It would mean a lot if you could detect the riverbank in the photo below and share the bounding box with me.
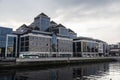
[0,57,119,69]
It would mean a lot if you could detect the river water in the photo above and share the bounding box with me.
[0,62,120,80]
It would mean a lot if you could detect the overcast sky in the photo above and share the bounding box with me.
[0,0,120,44]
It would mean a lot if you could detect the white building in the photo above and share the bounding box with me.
[19,30,73,58]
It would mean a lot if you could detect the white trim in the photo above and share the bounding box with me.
[74,40,98,43]
[82,52,98,54]
[7,34,17,37]
[20,33,52,38]
[20,52,73,55]
[5,34,18,58]
[58,52,73,54]
[20,52,50,54]
[5,35,8,57]
[57,37,73,41]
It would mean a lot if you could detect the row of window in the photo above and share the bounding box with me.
[0,41,6,47]
[74,42,99,52]
[21,36,51,42]
[30,36,50,41]
[0,36,6,41]
[21,47,29,51]
[58,40,72,44]
[21,41,29,47]
[21,47,50,52]
[0,29,12,35]
[30,42,50,47]
[21,36,29,41]
[58,48,72,52]
[30,47,50,52]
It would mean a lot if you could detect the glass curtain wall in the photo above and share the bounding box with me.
[0,36,6,57]
[0,27,12,57]
[6,35,17,57]
[82,41,98,53]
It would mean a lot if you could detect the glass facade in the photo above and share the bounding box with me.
[73,42,82,57]
[0,27,12,57]
[41,16,50,31]
[52,33,57,52]
[73,40,99,57]
[59,27,69,36]
[20,36,29,52]
[76,42,81,52]
[6,35,17,57]
[82,41,98,52]
[34,14,50,31]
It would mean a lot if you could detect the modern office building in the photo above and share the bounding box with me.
[0,26,17,58]
[19,32,73,58]
[0,12,110,58]
[16,13,74,58]
[73,37,109,57]
[73,37,98,57]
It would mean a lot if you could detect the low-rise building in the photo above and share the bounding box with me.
[73,37,109,57]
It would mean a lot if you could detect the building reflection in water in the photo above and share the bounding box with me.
[0,63,109,80]
[0,70,16,80]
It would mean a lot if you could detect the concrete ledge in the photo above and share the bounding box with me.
[0,57,119,69]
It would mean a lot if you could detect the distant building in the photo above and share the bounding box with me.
[109,44,119,49]
[109,43,120,56]
[95,39,109,56]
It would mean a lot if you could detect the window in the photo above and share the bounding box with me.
[25,42,29,46]
[77,42,81,52]
[46,44,48,46]
[21,47,24,52]
[21,42,24,46]
[21,37,24,41]
[25,47,29,51]
[25,36,29,41]
[83,42,87,52]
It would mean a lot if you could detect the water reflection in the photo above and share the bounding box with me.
[0,62,120,80]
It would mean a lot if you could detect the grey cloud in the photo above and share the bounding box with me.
[52,0,119,9]
[0,0,120,43]
[0,0,2,3]
[52,0,120,26]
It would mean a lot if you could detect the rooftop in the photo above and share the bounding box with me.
[35,13,49,19]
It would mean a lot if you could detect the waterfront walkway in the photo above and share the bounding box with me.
[0,57,120,68]
[16,57,120,62]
